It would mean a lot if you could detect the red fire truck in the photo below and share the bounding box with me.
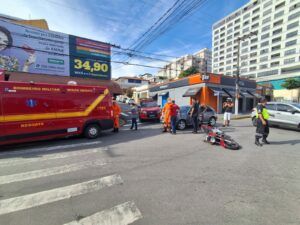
[0,80,114,145]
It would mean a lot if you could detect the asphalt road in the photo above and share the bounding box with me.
[0,119,299,225]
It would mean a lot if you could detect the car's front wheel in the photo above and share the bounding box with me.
[177,119,187,130]
[208,117,217,126]
[252,117,257,126]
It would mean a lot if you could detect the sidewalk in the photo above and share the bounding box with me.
[217,113,251,120]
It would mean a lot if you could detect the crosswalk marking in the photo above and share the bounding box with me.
[0,174,123,216]
[63,201,142,225]
[0,141,102,158]
[0,160,107,185]
[0,147,108,168]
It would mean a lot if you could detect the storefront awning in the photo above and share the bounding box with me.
[240,89,253,98]
[159,92,169,96]
[182,87,202,97]
[247,91,262,98]
[209,87,229,97]
[223,88,237,98]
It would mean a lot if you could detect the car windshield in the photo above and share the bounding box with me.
[140,102,157,107]
[291,103,300,110]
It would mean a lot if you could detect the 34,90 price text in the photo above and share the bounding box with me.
[74,59,109,73]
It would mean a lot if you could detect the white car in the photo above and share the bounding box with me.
[251,102,300,130]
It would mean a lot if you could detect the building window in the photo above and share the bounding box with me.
[251,38,258,44]
[275,10,284,18]
[234,32,240,37]
[252,15,260,22]
[271,53,280,59]
[288,11,300,21]
[263,1,272,9]
[262,17,271,24]
[250,66,257,71]
[243,27,250,33]
[128,79,142,84]
[226,53,232,58]
[226,66,231,70]
[241,61,248,66]
[260,49,269,55]
[272,37,281,43]
[220,27,225,31]
[234,25,240,30]
[263,8,272,17]
[220,33,225,37]
[235,18,241,23]
[241,55,248,60]
[284,57,296,64]
[271,61,280,67]
[284,48,296,56]
[219,68,224,72]
[242,41,249,47]
[227,41,233,46]
[260,56,268,62]
[250,45,258,51]
[226,60,232,64]
[219,56,224,60]
[285,39,297,47]
[261,41,269,47]
[220,50,224,55]
[214,30,219,35]
[227,22,233,27]
[241,68,248,73]
[261,25,270,32]
[273,28,282,35]
[214,47,218,51]
[261,33,270,40]
[275,2,285,10]
[241,48,248,54]
[214,53,218,57]
[272,45,281,51]
[252,23,259,29]
[220,39,225,43]
[243,13,250,19]
[220,62,224,66]
[260,64,268,69]
[220,44,225,49]
[227,28,233,34]
[243,20,250,26]
[250,52,257,57]
[273,19,283,27]
[227,35,233,40]
[287,21,299,30]
[286,31,298,39]
[258,69,278,77]
[253,8,260,14]
[289,3,300,12]
[250,59,257,64]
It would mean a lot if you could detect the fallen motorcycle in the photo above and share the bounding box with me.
[201,124,241,150]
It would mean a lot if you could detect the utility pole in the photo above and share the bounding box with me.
[235,31,257,115]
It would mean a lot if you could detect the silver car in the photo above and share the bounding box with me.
[177,105,218,130]
[251,102,300,130]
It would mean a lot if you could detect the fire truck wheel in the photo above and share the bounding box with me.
[84,124,101,139]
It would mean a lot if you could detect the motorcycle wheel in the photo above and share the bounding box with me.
[224,139,240,150]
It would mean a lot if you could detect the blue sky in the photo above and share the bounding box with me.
[0,0,249,77]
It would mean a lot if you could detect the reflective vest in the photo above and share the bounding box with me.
[256,107,270,120]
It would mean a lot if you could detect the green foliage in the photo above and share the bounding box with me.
[281,78,300,90]
[178,66,198,78]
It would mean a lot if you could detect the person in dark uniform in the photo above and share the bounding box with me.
[255,98,270,146]
[189,98,200,134]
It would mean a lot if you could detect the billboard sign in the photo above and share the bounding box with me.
[0,20,111,80]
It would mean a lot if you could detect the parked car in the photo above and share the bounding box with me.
[251,102,300,130]
[139,99,161,122]
[176,105,218,130]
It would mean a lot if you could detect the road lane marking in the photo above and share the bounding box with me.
[0,147,108,168]
[0,160,107,185]
[0,141,102,157]
[63,201,142,225]
[0,174,123,216]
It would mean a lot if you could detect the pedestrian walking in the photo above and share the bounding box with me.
[170,100,180,134]
[130,103,138,130]
[189,98,200,133]
[223,98,234,127]
[161,98,172,132]
[112,100,121,132]
[255,98,270,146]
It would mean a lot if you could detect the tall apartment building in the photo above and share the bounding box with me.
[157,48,212,79]
[212,0,300,84]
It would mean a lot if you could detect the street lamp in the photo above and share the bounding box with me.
[235,31,257,115]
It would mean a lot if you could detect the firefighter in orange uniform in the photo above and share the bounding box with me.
[112,100,121,132]
[161,98,172,132]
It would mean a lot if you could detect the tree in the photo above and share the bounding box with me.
[281,78,300,103]
[126,88,133,98]
[281,78,300,90]
[178,66,198,78]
